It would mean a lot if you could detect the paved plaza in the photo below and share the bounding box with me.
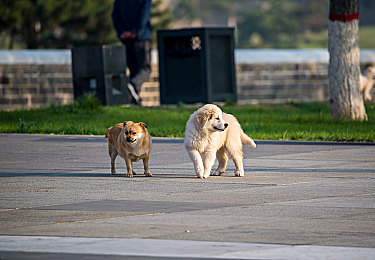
[0,134,374,259]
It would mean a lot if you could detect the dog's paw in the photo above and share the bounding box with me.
[144,172,152,177]
[202,173,211,179]
[127,172,134,178]
[111,170,117,175]
[211,170,224,176]
[234,171,244,177]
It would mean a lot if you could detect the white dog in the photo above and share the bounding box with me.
[360,66,375,101]
[184,104,256,179]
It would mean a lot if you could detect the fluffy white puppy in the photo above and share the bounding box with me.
[184,104,256,179]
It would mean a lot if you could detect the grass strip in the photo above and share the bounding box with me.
[1,99,374,142]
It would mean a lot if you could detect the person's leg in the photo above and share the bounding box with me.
[123,40,141,104]
[129,39,152,94]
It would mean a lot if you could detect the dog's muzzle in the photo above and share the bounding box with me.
[126,137,136,143]
[214,123,228,131]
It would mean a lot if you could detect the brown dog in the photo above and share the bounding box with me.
[105,121,152,177]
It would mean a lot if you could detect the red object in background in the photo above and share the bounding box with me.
[329,13,359,22]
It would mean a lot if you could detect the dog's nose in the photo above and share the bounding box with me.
[224,123,228,128]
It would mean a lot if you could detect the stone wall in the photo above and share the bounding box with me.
[235,49,375,105]
[0,64,73,110]
[0,49,374,110]
[236,63,329,105]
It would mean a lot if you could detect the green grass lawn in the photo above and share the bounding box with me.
[1,98,375,142]
[359,26,375,49]
[296,26,375,49]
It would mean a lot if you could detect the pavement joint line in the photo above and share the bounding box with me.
[277,180,329,186]
[352,193,375,197]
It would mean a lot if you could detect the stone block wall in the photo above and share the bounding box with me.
[236,63,330,105]
[139,64,160,107]
[0,49,374,110]
[0,64,73,110]
[0,63,160,110]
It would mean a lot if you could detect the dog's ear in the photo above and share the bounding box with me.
[140,122,147,129]
[123,121,133,127]
[197,110,213,125]
[196,112,206,125]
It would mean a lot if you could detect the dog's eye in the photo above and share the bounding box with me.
[125,131,129,135]
[132,132,137,135]
[215,117,220,120]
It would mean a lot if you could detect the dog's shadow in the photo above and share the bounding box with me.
[0,169,248,179]
[0,171,193,179]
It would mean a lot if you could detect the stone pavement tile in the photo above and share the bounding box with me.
[2,235,375,260]
[180,203,375,220]
[32,200,235,213]
[247,158,375,172]
[90,204,372,228]
[1,252,160,260]
[273,196,375,208]
[163,225,375,248]
[243,141,364,158]
[1,134,374,251]
[0,222,181,239]
[165,178,375,205]
[0,210,142,231]
[6,200,373,247]
[260,147,375,162]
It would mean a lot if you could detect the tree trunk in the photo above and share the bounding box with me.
[328,0,367,120]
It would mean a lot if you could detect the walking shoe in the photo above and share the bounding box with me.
[127,83,141,105]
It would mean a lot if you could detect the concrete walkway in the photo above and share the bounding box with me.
[0,134,374,259]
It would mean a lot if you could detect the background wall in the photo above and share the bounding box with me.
[0,49,374,110]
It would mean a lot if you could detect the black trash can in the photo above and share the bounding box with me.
[71,45,130,105]
[157,27,237,104]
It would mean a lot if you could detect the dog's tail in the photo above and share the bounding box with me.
[104,128,110,139]
[240,129,256,148]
